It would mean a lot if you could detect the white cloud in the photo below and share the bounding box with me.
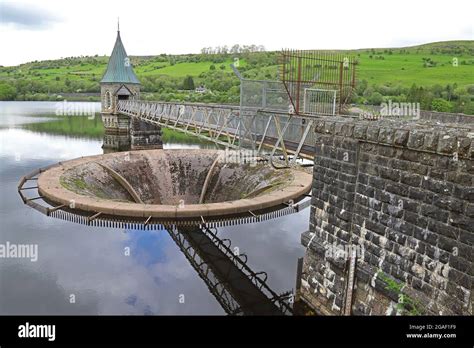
[0,0,473,66]
[0,2,60,29]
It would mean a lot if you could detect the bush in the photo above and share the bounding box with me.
[431,98,452,112]
[466,84,474,95]
[0,82,17,100]
[368,92,383,105]
[462,102,474,115]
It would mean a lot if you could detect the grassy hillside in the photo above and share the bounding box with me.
[357,52,473,86]
[0,40,473,113]
[353,41,474,87]
[0,57,245,81]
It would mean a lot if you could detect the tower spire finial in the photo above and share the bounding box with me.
[117,17,120,32]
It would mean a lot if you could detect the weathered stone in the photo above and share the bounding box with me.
[342,123,354,137]
[301,117,474,316]
[386,182,409,197]
[353,125,367,139]
[420,204,449,223]
[437,134,457,154]
[423,133,439,152]
[323,121,335,134]
[429,168,446,181]
[400,172,422,187]
[465,203,474,217]
[422,177,453,195]
[366,126,380,142]
[369,175,385,189]
[450,213,474,233]
[394,129,409,146]
[379,167,401,182]
[314,120,325,133]
[448,173,473,187]
[433,195,464,213]
[407,131,425,149]
[378,127,394,144]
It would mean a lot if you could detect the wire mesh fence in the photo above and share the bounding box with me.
[303,88,337,116]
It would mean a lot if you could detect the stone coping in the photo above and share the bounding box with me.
[313,117,474,159]
[38,149,312,219]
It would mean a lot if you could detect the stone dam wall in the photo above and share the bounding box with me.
[298,116,473,315]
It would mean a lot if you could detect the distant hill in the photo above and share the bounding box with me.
[351,40,474,54]
[402,40,474,53]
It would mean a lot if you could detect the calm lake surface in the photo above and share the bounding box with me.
[0,101,310,315]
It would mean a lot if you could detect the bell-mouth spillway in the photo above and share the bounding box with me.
[27,149,312,227]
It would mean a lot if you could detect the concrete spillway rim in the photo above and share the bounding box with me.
[37,149,312,220]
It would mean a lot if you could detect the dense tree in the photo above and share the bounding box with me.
[182,76,195,90]
[0,82,17,100]
[368,92,383,105]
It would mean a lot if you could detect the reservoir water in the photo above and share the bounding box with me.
[0,101,310,315]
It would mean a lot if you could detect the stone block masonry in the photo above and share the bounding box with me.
[130,118,162,150]
[299,116,473,315]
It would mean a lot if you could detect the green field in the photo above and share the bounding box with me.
[356,52,473,87]
[1,40,473,113]
[135,59,247,77]
[2,40,471,86]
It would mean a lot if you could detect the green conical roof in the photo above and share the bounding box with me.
[101,31,140,84]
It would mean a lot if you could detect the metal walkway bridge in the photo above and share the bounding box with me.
[116,51,359,165]
[117,99,320,164]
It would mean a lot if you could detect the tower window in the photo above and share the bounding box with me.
[104,91,112,109]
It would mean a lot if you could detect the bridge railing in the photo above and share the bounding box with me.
[118,99,243,149]
[117,99,346,162]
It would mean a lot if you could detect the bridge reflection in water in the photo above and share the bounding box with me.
[18,169,299,315]
[168,225,293,315]
[18,178,297,315]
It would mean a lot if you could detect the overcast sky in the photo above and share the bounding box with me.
[0,0,473,66]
